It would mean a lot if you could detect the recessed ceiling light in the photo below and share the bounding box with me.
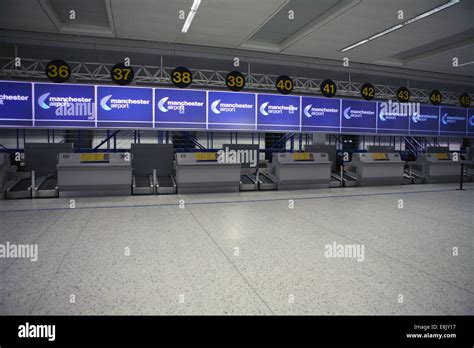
[340,0,460,52]
[182,0,201,33]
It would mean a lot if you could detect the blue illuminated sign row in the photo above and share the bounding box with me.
[0,81,473,137]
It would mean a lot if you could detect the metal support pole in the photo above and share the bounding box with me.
[457,163,465,191]
[340,163,344,188]
[31,170,36,198]
[153,168,157,195]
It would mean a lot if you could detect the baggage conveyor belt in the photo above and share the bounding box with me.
[330,172,358,187]
[156,175,176,194]
[133,175,153,195]
[255,173,276,190]
[35,176,58,198]
[6,178,32,199]
[240,174,257,191]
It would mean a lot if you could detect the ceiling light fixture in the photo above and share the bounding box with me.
[340,0,460,52]
[182,0,201,33]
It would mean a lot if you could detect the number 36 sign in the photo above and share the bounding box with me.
[45,60,71,83]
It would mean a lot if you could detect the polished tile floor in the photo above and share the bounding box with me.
[0,182,473,315]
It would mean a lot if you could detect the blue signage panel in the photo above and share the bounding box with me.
[256,94,300,131]
[97,86,153,128]
[410,105,439,136]
[34,83,95,128]
[439,107,467,136]
[341,99,376,134]
[208,91,255,130]
[468,109,474,137]
[154,88,206,129]
[1,79,471,138]
[376,100,409,134]
[301,97,340,132]
[0,81,33,127]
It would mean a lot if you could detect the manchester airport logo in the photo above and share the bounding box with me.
[411,109,438,124]
[441,112,465,125]
[304,105,338,118]
[259,102,298,116]
[100,95,150,111]
[157,96,204,114]
[0,92,30,106]
[211,99,253,114]
[378,100,419,122]
[343,106,375,120]
[38,92,94,119]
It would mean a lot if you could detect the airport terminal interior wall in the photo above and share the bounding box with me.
[0,129,462,153]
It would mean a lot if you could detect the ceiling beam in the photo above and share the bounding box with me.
[1,29,473,87]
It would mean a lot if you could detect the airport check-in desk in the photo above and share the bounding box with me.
[412,151,459,183]
[347,152,405,186]
[131,144,176,195]
[465,147,474,175]
[175,152,241,193]
[304,144,357,187]
[0,153,16,199]
[6,143,73,199]
[271,152,332,190]
[57,153,132,197]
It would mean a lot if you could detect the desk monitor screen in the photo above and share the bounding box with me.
[80,153,110,163]
[372,153,389,161]
[195,152,217,162]
[293,153,314,161]
[435,153,450,160]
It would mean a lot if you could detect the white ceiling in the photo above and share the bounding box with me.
[0,0,473,78]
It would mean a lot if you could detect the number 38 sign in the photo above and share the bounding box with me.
[111,63,134,86]
[171,67,192,88]
[45,60,71,83]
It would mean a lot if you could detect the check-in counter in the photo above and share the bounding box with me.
[0,153,16,199]
[413,152,459,183]
[348,152,404,186]
[175,152,241,193]
[57,153,132,197]
[272,152,332,190]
